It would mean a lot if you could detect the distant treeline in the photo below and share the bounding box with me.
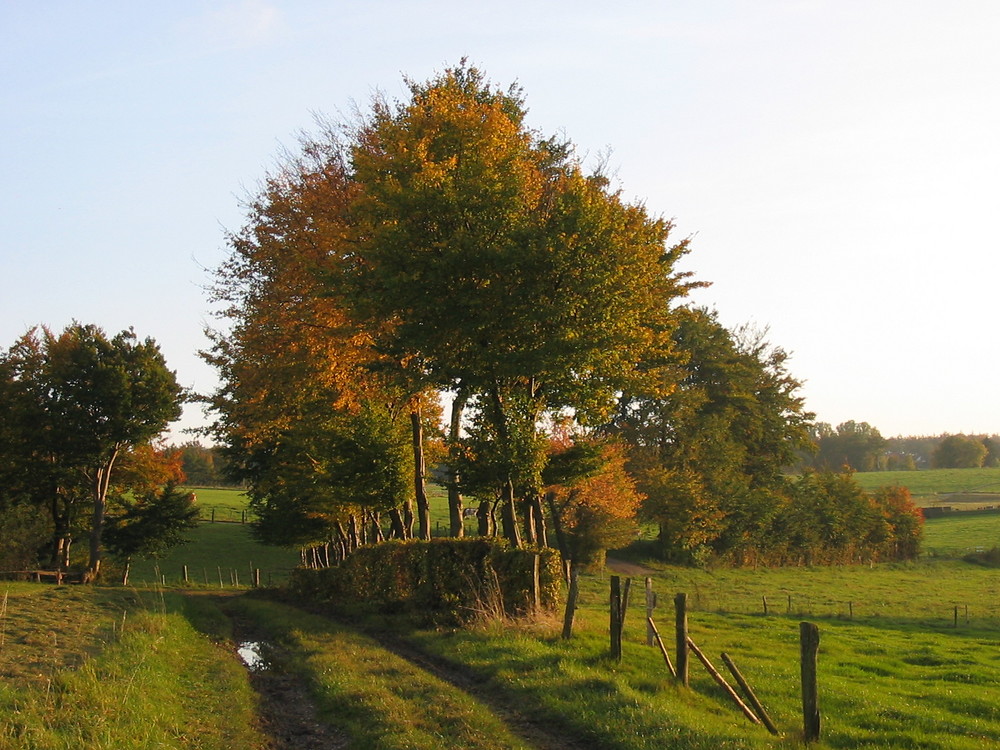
[800,421,1000,473]
[166,442,240,488]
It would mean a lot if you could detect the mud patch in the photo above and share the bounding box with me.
[230,618,348,750]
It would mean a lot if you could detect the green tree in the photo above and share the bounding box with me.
[203,143,426,553]
[0,324,183,578]
[608,308,814,562]
[103,482,200,583]
[350,62,694,544]
[811,420,887,472]
[932,434,988,469]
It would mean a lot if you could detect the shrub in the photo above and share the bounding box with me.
[287,537,561,624]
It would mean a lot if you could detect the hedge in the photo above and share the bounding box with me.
[287,537,562,623]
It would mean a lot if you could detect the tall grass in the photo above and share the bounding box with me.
[0,590,266,750]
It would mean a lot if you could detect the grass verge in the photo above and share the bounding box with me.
[0,586,267,750]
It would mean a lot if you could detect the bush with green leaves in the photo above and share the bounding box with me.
[288,537,561,623]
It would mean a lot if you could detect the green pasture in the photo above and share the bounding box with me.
[10,495,1000,747]
[852,466,1000,503]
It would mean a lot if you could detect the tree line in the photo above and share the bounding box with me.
[203,61,923,570]
[803,421,1000,472]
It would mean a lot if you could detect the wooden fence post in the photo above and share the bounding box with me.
[800,621,820,742]
[182,565,189,584]
[647,616,676,678]
[762,595,768,615]
[645,577,656,646]
[675,593,689,686]
[722,652,780,736]
[562,563,580,639]
[610,576,623,661]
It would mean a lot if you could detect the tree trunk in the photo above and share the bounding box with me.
[411,407,431,541]
[477,499,493,537]
[388,507,407,539]
[348,515,360,550]
[546,490,570,575]
[87,448,120,580]
[500,478,522,547]
[531,493,547,547]
[522,496,536,546]
[447,387,469,537]
[402,499,414,539]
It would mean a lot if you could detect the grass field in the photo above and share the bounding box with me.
[6,493,1000,747]
[853,466,1000,504]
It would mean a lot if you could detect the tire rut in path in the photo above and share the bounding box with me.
[359,627,596,750]
[225,596,594,750]
[226,609,350,750]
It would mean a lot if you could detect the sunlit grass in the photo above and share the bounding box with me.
[0,588,266,750]
[226,595,534,749]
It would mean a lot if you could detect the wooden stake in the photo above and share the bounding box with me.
[645,577,655,647]
[722,652,780,736]
[610,576,623,661]
[562,563,579,640]
[675,593,689,686]
[686,637,761,725]
[647,616,676,678]
[800,621,820,742]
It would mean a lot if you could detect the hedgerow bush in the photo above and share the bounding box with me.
[287,537,562,623]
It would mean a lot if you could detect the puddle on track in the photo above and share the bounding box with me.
[237,641,272,671]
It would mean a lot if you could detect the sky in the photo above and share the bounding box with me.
[2,0,999,441]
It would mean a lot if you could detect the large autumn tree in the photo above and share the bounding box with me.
[349,62,695,545]
[0,324,183,577]
[203,135,432,555]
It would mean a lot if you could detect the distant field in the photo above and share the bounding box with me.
[852,466,1000,505]
[923,511,1000,557]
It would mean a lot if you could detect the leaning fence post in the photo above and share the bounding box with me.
[722,652,780,736]
[687,637,760,726]
[800,621,820,742]
[675,593,689,686]
[647,616,676,677]
[645,577,656,646]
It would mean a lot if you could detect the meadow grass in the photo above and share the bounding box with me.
[0,588,266,750]
[223,595,535,750]
[127,521,300,588]
[852,466,1000,501]
[922,511,1000,558]
[408,554,1000,749]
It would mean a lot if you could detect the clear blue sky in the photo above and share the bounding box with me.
[2,1,998,440]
